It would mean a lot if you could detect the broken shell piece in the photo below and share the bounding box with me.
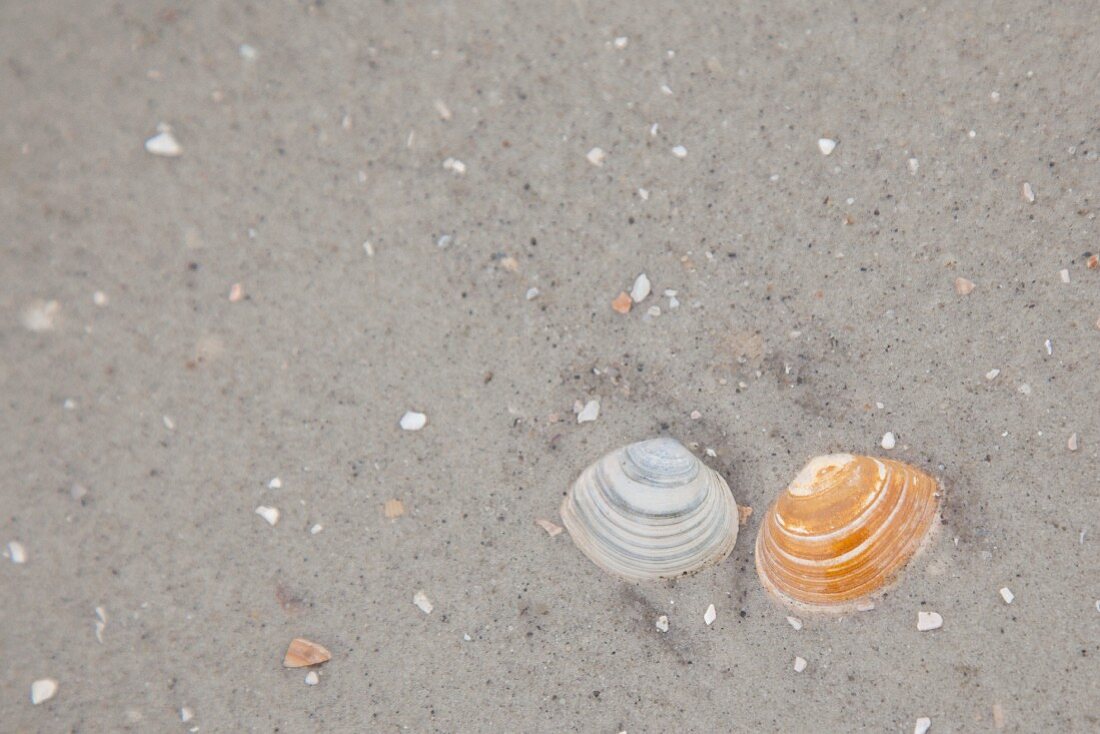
[704,604,717,625]
[611,291,632,314]
[954,277,975,295]
[283,638,332,668]
[383,499,405,519]
[917,611,943,631]
[560,438,739,582]
[655,615,669,632]
[31,678,58,705]
[755,454,940,612]
[793,656,807,673]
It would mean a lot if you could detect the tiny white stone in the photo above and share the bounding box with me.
[875,401,885,409]
[163,415,175,431]
[881,432,897,450]
[668,296,679,309]
[917,611,943,631]
[434,99,452,120]
[999,587,1014,604]
[239,44,257,60]
[63,399,77,410]
[703,604,716,626]
[786,615,803,631]
[793,656,807,673]
[985,369,1000,380]
[413,590,433,614]
[304,671,319,686]
[1018,383,1031,395]
[969,129,977,138]
[577,400,600,424]
[400,411,427,431]
[8,540,26,564]
[310,523,323,535]
[437,234,453,248]
[818,138,837,155]
[660,84,673,95]
[1060,269,1071,283]
[1045,339,1052,355]
[637,188,649,200]
[671,145,687,158]
[914,717,932,734]
[255,506,279,526]
[630,273,651,302]
[442,158,466,175]
[21,300,60,332]
[991,91,1000,101]
[268,477,282,489]
[655,615,669,632]
[463,633,472,641]
[31,679,58,705]
[586,147,606,166]
[180,707,194,722]
[363,241,374,257]
[650,123,659,137]
[93,291,108,306]
[145,130,182,157]
[705,448,717,458]
[613,36,629,49]
[1068,433,1078,451]
[690,410,702,420]
[1095,600,1100,613]
[907,157,919,174]
[1021,181,1035,203]
[645,305,661,318]
[525,287,540,301]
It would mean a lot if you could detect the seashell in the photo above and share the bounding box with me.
[755,453,940,611]
[560,438,739,582]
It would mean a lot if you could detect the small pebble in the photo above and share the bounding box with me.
[180,707,194,722]
[268,477,282,489]
[145,129,182,157]
[21,300,60,332]
[793,656,807,673]
[881,432,896,450]
[637,188,649,200]
[690,410,702,420]
[239,44,257,60]
[613,36,629,49]
[383,499,406,519]
[399,411,427,431]
[363,241,375,257]
[436,234,453,249]
[7,540,26,564]
[586,147,606,167]
[985,369,1000,381]
[954,277,975,295]
[229,283,243,302]
[999,587,1014,604]
[611,292,632,314]
[703,604,716,626]
[31,679,58,705]
[93,291,108,306]
[310,524,323,535]
[907,158,919,174]
[1068,433,1078,451]
[1021,182,1035,203]
[818,138,837,155]
[914,717,931,734]
[655,615,669,633]
[630,273,651,302]
[413,590,433,614]
[1060,269,1071,283]
[525,287,540,301]
[442,158,466,175]
[786,616,803,631]
[434,100,452,120]
[671,145,687,159]
[163,415,175,430]
[577,400,600,424]
[255,506,279,526]
[917,611,943,631]
[304,671,319,686]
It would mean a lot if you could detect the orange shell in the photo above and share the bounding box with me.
[755,454,940,611]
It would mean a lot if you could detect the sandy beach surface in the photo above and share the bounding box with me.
[3,1,1099,731]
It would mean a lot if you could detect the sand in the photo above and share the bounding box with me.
[2,1,1099,731]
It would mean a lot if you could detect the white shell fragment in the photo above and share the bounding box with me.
[917,611,943,631]
[31,678,58,705]
[630,273,651,303]
[255,506,279,526]
[304,671,319,686]
[413,590,433,614]
[655,615,669,633]
[576,400,600,424]
[586,147,606,166]
[881,432,897,450]
[704,604,717,626]
[786,615,803,631]
[793,656,807,673]
[399,411,427,431]
[1021,181,1035,203]
[145,129,182,157]
[818,138,837,155]
[999,587,1015,604]
[914,717,932,734]
[560,438,739,582]
[7,540,27,564]
[671,145,687,159]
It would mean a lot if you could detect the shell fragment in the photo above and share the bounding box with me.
[283,638,331,668]
[917,611,943,631]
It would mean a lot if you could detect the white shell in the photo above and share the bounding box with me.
[560,438,738,582]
